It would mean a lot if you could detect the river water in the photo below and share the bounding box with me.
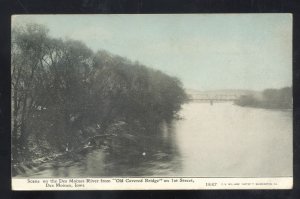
[19,102,292,177]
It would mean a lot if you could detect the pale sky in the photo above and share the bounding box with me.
[12,14,292,91]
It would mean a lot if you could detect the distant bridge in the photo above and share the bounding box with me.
[188,94,241,102]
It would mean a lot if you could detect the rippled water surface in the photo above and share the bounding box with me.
[19,102,292,177]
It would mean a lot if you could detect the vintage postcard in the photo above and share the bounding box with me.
[11,14,292,190]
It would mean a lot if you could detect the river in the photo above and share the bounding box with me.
[17,102,292,177]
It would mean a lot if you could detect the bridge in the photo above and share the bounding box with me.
[188,94,241,102]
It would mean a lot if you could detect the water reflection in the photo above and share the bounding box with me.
[23,120,182,177]
[87,121,182,176]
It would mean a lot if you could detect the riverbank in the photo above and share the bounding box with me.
[12,141,97,177]
[235,100,293,110]
[12,119,176,177]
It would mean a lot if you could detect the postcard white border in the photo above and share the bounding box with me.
[12,177,293,190]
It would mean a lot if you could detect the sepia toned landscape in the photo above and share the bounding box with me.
[11,14,292,178]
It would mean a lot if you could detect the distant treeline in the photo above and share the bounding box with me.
[11,23,187,163]
[235,87,292,109]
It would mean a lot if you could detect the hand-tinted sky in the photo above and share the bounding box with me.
[12,14,292,91]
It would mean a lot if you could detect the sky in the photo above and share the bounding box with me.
[12,14,292,91]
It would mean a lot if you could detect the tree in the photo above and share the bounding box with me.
[11,23,188,163]
[12,23,50,161]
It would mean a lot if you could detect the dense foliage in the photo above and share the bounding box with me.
[11,23,187,163]
[235,87,292,109]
